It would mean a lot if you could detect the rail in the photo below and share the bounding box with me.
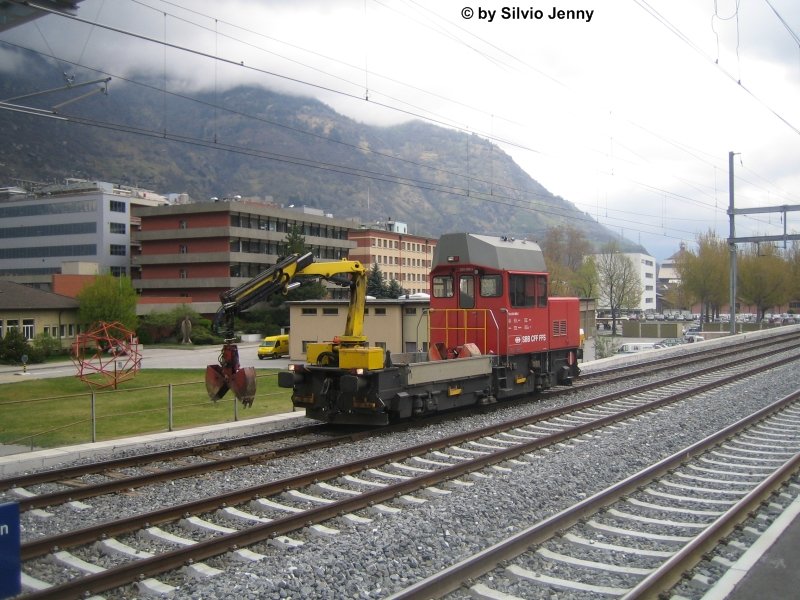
[387,389,800,599]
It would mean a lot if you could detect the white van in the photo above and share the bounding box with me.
[617,342,656,354]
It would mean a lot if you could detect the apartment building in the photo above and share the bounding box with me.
[131,201,358,313]
[348,220,436,296]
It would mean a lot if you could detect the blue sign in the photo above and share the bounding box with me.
[0,502,20,599]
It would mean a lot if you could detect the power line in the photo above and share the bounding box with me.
[0,39,709,239]
[5,1,795,247]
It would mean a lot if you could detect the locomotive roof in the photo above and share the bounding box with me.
[432,233,546,272]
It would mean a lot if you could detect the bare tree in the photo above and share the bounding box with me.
[596,242,642,335]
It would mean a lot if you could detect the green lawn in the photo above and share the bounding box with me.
[0,369,294,449]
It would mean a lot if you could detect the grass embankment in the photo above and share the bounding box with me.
[0,369,293,449]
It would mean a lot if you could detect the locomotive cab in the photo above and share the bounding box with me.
[428,234,581,397]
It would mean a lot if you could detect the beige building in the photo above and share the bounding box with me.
[286,298,431,359]
[0,280,80,348]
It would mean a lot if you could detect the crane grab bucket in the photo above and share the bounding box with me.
[205,343,256,407]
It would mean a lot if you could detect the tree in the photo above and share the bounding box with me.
[572,256,599,300]
[283,223,309,255]
[677,230,728,325]
[595,242,642,335]
[786,241,800,304]
[737,243,790,320]
[367,263,390,298]
[77,275,138,331]
[0,327,35,364]
[270,225,326,306]
[540,226,592,297]
[540,225,591,273]
[387,279,406,299]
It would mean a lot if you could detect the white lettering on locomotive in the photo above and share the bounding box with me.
[514,334,548,344]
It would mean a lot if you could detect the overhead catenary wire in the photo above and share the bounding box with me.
[4,0,797,246]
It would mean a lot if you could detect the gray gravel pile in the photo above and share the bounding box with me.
[13,351,800,599]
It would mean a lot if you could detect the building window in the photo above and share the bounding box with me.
[374,308,387,316]
[109,200,126,213]
[322,307,339,315]
[179,269,188,279]
[110,266,127,276]
[179,219,188,229]
[110,222,126,234]
[404,307,417,315]
[110,244,126,256]
[302,308,318,315]
[179,244,188,254]
[22,319,34,340]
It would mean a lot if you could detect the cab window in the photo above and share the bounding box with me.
[536,275,548,307]
[459,275,474,309]
[480,274,502,297]
[432,275,454,298]
[510,274,547,307]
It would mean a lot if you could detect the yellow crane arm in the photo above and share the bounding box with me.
[290,259,367,342]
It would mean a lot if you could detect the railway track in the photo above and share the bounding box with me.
[12,335,800,599]
[5,332,800,516]
[4,330,799,513]
[390,391,800,599]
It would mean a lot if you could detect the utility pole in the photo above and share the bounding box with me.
[728,151,737,336]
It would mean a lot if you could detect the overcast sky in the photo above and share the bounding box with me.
[2,0,799,260]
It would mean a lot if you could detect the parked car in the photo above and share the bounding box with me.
[683,325,701,336]
[617,342,656,354]
[654,337,684,349]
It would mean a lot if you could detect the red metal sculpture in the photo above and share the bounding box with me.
[71,322,141,389]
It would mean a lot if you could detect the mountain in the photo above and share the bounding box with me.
[0,49,642,251]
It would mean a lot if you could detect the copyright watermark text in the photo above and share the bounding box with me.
[461,6,595,23]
